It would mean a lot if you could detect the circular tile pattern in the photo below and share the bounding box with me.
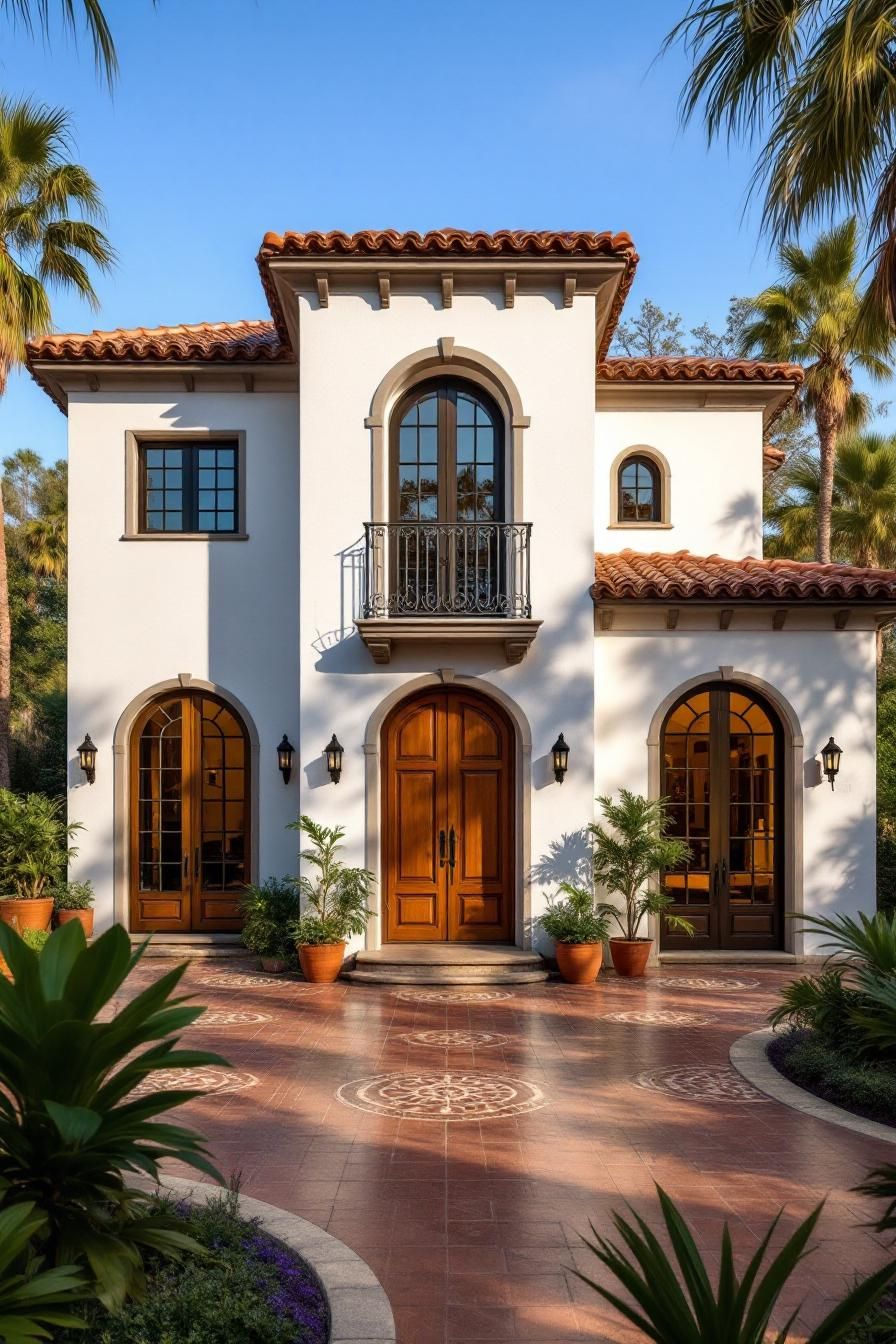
[395,989,512,1003]
[653,976,761,992]
[196,973,325,990]
[131,1067,259,1097]
[603,1009,717,1026]
[634,1065,768,1103]
[191,1010,273,1027]
[398,1029,512,1049]
[336,1070,547,1121]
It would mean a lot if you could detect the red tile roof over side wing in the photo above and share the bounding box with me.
[258,227,637,259]
[26,319,291,364]
[597,356,804,385]
[593,550,896,604]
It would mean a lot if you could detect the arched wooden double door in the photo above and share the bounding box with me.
[661,683,784,950]
[130,692,249,933]
[383,688,515,942]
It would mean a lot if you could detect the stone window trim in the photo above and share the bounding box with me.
[608,444,672,529]
[122,429,248,540]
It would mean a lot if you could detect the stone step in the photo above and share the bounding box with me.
[131,937,248,960]
[344,944,548,986]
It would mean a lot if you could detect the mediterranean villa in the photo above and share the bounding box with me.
[25,228,896,975]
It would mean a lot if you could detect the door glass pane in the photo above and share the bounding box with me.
[728,692,777,907]
[661,692,710,905]
[201,698,246,891]
[138,700,183,891]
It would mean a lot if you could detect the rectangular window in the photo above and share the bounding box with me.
[139,441,238,534]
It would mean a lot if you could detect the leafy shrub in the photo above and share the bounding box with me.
[287,817,374,946]
[0,1202,87,1342]
[591,791,694,941]
[56,1191,328,1344]
[52,882,94,912]
[574,1182,895,1342]
[20,929,49,953]
[0,791,81,899]
[239,879,297,961]
[0,920,227,1309]
[537,884,611,944]
[769,1030,896,1124]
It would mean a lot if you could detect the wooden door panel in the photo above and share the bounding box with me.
[458,772,500,881]
[447,695,513,943]
[397,772,439,880]
[460,703,500,758]
[384,695,447,941]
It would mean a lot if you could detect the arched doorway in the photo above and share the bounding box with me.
[382,686,515,943]
[129,691,250,933]
[660,682,784,951]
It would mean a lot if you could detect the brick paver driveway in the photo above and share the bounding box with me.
[133,961,894,1342]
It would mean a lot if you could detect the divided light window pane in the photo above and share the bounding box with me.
[139,442,238,534]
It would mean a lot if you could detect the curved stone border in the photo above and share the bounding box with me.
[140,1173,396,1342]
[730,1027,896,1147]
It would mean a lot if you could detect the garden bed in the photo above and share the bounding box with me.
[768,1029,896,1128]
[56,1191,329,1344]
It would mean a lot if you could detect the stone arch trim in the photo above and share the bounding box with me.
[608,444,673,529]
[112,676,261,931]
[646,668,804,958]
[365,343,531,521]
[362,671,532,951]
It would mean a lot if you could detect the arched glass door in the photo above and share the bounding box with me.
[660,684,783,950]
[130,692,249,932]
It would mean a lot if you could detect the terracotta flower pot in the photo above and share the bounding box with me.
[609,938,653,978]
[555,941,603,984]
[56,909,94,937]
[297,941,346,983]
[260,956,289,974]
[0,897,54,933]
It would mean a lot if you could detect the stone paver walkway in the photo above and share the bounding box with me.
[129,960,894,1342]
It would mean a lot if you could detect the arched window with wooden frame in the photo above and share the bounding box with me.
[617,452,661,523]
[129,690,250,933]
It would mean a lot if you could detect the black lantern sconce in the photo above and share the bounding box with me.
[77,734,97,785]
[821,736,842,790]
[551,733,570,784]
[277,735,295,785]
[324,734,344,785]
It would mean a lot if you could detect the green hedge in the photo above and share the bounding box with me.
[769,1029,896,1124]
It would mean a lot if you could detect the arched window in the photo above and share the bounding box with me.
[392,379,503,525]
[617,453,661,523]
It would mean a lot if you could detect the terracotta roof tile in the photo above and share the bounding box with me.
[258,227,637,260]
[593,550,896,604]
[26,319,291,364]
[597,356,804,385]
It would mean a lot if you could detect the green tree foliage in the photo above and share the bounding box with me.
[1,0,119,85]
[2,451,67,796]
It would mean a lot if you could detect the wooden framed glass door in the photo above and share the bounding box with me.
[660,683,783,950]
[130,692,249,933]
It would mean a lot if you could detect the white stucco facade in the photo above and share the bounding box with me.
[34,230,890,962]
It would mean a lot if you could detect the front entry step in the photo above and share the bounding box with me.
[344,944,548,986]
[131,935,246,960]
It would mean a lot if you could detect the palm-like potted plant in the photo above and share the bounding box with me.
[287,816,375,983]
[239,878,297,972]
[592,790,693,977]
[52,880,95,937]
[537,885,611,984]
[0,792,82,933]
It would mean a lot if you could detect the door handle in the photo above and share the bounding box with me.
[183,852,189,879]
[448,826,457,873]
[720,858,728,890]
[439,830,446,867]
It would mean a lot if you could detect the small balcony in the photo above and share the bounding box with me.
[356,521,541,664]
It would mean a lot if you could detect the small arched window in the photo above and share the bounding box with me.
[617,454,661,523]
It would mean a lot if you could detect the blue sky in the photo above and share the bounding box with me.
[1,0,888,462]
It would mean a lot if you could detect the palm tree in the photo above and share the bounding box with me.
[0,99,112,788]
[664,1,896,321]
[2,0,118,84]
[740,219,893,563]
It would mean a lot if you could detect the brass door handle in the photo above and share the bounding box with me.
[720,858,728,890]
[448,827,457,872]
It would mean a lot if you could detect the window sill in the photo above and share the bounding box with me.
[356,616,542,665]
[120,533,249,542]
[606,521,673,530]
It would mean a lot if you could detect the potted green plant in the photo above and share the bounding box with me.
[53,880,95,937]
[238,878,297,972]
[287,816,375,983]
[592,790,694,977]
[0,791,82,933]
[537,884,611,984]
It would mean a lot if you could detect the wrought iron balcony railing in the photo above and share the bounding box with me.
[362,521,533,619]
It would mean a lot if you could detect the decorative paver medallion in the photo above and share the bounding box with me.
[131,1067,259,1097]
[398,1029,512,1048]
[634,1065,768,1102]
[191,1010,273,1027]
[603,1009,717,1026]
[336,1070,547,1120]
[395,989,512,1003]
[196,973,325,990]
[653,976,761,992]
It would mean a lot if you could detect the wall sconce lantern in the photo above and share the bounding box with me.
[551,733,570,784]
[821,735,842,790]
[277,735,295,785]
[77,734,97,785]
[325,734,344,785]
